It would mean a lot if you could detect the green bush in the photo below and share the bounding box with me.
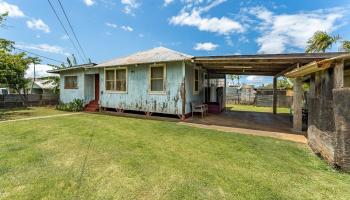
[56,99,84,112]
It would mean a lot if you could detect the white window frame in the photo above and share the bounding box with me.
[64,75,78,89]
[193,67,200,94]
[104,67,128,93]
[149,64,166,94]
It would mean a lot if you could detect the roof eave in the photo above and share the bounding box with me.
[96,58,193,68]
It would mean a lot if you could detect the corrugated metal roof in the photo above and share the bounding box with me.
[33,79,57,89]
[47,63,97,73]
[96,47,192,67]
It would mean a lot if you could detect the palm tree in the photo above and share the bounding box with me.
[306,31,341,53]
[341,40,350,52]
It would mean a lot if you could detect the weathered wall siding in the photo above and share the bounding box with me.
[307,68,337,166]
[60,70,85,104]
[345,68,350,87]
[84,74,95,103]
[99,62,184,114]
[333,88,350,170]
[184,63,205,114]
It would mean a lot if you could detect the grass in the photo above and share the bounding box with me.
[227,104,291,114]
[0,110,349,199]
[0,106,67,121]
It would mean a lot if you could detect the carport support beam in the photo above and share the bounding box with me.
[273,77,277,114]
[293,77,303,132]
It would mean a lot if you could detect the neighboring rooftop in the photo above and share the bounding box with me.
[96,47,192,67]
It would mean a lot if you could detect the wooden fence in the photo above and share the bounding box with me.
[0,94,59,108]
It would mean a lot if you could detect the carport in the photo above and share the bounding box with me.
[192,52,346,132]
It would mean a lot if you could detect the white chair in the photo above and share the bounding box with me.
[191,102,208,118]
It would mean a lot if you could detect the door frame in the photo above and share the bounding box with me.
[95,74,100,101]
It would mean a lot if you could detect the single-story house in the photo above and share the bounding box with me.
[49,47,205,118]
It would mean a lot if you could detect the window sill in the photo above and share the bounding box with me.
[105,90,128,94]
[148,91,166,95]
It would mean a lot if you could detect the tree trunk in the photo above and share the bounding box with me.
[15,88,28,107]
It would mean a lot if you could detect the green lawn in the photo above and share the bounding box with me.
[0,106,67,121]
[0,111,349,199]
[227,104,291,114]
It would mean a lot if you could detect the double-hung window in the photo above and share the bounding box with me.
[105,68,127,92]
[149,64,166,93]
[194,68,199,94]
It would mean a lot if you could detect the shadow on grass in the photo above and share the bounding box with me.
[0,107,35,121]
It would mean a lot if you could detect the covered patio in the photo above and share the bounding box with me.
[191,52,346,133]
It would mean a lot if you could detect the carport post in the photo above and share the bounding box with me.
[272,77,277,114]
[293,77,303,132]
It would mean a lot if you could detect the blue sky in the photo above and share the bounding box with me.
[1,0,350,85]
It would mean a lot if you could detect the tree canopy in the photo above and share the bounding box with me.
[341,40,350,52]
[0,12,40,104]
[305,31,340,53]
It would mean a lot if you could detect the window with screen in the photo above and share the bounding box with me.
[150,65,165,93]
[64,76,78,89]
[194,68,199,94]
[105,68,127,92]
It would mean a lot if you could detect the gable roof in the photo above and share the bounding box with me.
[97,47,192,67]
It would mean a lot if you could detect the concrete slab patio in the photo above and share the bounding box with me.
[184,110,307,143]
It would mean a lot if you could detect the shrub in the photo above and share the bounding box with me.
[56,99,84,112]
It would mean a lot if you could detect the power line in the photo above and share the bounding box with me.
[13,47,66,64]
[57,0,89,62]
[47,0,85,63]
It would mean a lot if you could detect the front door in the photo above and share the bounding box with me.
[95,74,100,101]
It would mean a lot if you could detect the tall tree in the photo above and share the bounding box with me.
[0,12,40,106]
[341,40,350,52]
[306,31,340,53]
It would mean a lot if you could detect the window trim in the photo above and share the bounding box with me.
[193,67,200,94]
[64,75,78,89]
[149,64,166,95]
[104,67,128,93]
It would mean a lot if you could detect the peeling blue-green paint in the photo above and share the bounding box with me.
[59,61,205,116]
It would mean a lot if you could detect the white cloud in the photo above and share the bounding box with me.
[170,0,244,35]
[121,0,140,15]
[193,42,218,51]
[138,33,144,38]
[15,43,70,56]
[121,25,133,32]
[0,1,25,17]
[164,0,174,7]
[26,19,50,33]
[245,6,346,53]
[83,0,95,6]
[25,64,57,78]
[106,22,118,28]
[61,34,69,40]
[246,75,264,83]
[225,36,233,47]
